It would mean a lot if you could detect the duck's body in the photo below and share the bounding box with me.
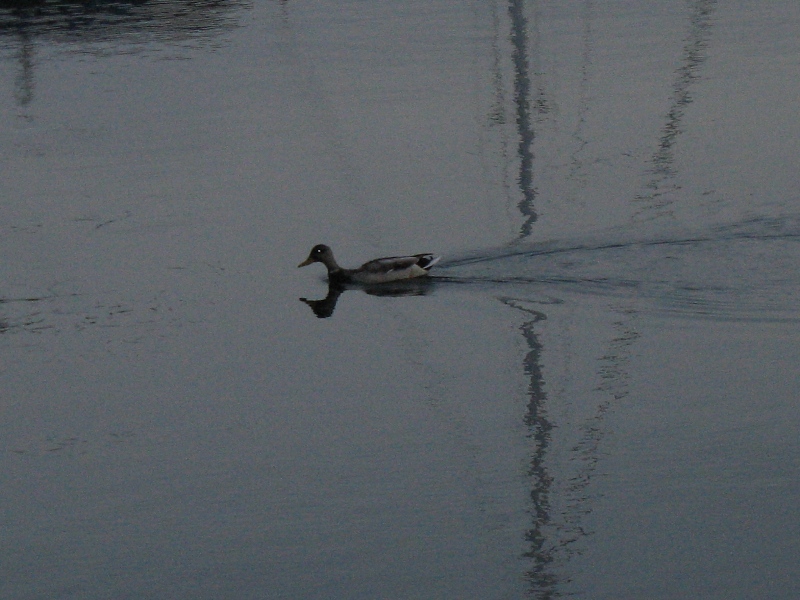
[299,244,441,284]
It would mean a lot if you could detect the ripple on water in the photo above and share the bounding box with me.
[436,216,800,322]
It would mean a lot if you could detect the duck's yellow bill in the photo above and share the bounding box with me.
[298,258,314,268]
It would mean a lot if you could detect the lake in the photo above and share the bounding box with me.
[1,0,799,598]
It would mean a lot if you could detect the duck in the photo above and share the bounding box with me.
[298,244,441,284]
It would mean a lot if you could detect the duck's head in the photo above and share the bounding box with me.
[298,244,337,269]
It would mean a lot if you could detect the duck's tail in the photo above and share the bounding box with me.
[419,255,442,271]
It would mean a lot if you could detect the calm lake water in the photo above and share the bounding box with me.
[2,0,799,598]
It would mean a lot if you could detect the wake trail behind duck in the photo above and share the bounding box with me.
[435,215,800,322]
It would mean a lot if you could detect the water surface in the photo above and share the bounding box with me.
[2,1,799,598]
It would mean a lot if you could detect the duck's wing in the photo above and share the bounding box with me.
[359,255,420,274]
[359,254,440,274]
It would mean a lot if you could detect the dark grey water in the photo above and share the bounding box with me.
[2,1,799,598]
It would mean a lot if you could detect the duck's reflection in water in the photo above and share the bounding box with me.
[300,278,435,318]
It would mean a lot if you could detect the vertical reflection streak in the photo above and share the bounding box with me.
[507,0,538,238]
[503,296,641,598]
[487,0,515,214]
[634,0,717,219]
[14,30,35,107]
[559,307,639,568]
[501,298,557,598]
[567,0,595,187]
[520,317,557,598]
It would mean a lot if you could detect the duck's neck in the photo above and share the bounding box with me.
[320,258,344,276]
[327,266,349,282]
